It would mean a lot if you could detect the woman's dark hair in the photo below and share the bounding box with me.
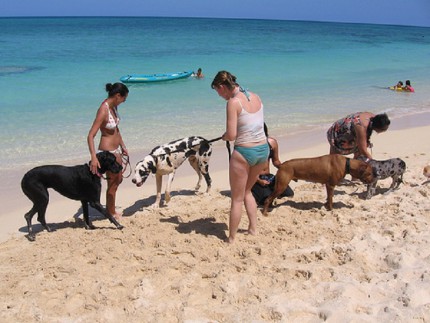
[372,113,391,130]
[263,123,268,137]
[367,113,390,140]
[211,70,239,90]
[106,82,129,98]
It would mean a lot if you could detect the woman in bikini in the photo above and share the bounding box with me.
[212,71,269,243]
[327,111,391,159]
[87,82,129,219]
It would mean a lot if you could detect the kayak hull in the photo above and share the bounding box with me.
[120,71,193,83]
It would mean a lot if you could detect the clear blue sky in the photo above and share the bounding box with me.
[1,0,429,27]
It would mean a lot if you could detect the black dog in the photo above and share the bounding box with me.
[21,151,124,241]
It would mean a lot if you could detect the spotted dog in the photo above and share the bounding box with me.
[357,156,406,199]
[132,136,219,207]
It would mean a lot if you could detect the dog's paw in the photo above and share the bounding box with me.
[323,203,333,211]
[25,234,36,242]
[383,189,394,195]
[148,203,160,210]
[261,207,272,216]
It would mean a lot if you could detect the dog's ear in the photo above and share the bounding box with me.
[95,151,109,160]
[96,151,122,174]
[110,161,123,174]
[357,163,371,178]
[148,160,157,174]
[373,167,379,178]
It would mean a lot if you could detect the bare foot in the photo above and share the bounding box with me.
[225,236,235,244]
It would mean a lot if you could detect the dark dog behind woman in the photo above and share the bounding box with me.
[251,123,294,206]
[87,82,129,219]
[327,112,391,159]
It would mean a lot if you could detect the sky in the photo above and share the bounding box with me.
[1,0,429,27]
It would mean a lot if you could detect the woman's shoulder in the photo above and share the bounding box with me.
[360,112,375,123]
[95,102,109,118]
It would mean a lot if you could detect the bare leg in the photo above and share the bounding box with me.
[227,151,247,243]
[244,163,266,235]
[106,170,122,218]
[226,151,266,243]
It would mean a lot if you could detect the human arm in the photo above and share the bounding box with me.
[117,128,128,156]
[221,99,239,141]
[87,106,105,174]
[255,174,271,186]
[268,137,282,169]
[354,123,372,159]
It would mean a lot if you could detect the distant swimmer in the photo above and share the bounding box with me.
[193,68,204,79]
[389,80,403,91]
[403,80,415,92]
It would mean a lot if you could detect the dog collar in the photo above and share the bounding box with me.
[345,158,351,174]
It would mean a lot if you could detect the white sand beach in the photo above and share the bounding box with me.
[0,113,430,322]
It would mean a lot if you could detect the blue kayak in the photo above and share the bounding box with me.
[120,70,193,83]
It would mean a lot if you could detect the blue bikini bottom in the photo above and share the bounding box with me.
[234,143,269,166]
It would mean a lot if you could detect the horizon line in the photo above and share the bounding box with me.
[0,15,428,28]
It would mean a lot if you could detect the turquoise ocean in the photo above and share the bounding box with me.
[2,17,430,172]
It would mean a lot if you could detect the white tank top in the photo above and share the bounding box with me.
[234,99,266,146]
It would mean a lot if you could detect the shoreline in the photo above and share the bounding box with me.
[2,111,430,243]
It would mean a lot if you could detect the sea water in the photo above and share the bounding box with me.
[1,17,430,171]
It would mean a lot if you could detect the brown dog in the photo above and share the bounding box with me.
[262,154,375,215]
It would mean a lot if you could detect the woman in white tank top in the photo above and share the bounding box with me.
[212,70,269,243]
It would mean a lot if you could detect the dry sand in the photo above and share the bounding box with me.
[1,113,430,322]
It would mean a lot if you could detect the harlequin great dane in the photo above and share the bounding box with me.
[132,136,221,207]
[357,156,406,199]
